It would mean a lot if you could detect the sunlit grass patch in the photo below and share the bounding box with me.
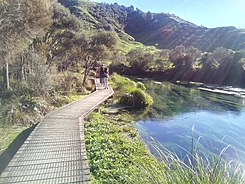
[0,125,27,153]
[85,112,160,183]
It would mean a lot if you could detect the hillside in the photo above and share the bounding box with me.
[59,0,245,51]
[125,13,245,51]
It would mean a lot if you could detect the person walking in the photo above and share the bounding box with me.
[99,64,104,86]
[103,67,109,89]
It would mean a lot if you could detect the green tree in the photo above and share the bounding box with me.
[212,47,234,66]
[169,46,201,69]
[127,49,155,74]
[154,49,173,72]
[44,2,81,71]
[0,0,52,89]
[199,52,218,69]
[73,31,118,85]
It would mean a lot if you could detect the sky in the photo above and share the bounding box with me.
[93,0,245,28]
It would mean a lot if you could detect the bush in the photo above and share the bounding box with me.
[120,89,153,108]
[4,96,51,125]
[53,72,77,95]
[109,73,137,93]
[0,89,14,99]
[88,70,97,77]
[109,63,128,75]
[137,82,146,90]
[51,95,71,107]
[109,73,153,108]
[84,79,95,91]
[19,96,50,115]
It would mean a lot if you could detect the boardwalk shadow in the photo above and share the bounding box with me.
[0,124,37,174]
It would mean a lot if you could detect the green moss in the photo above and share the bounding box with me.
[109,73,137,94]
[136,82,146,90]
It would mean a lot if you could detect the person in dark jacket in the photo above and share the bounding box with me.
[99,65,104,85]
[103,68,109,89]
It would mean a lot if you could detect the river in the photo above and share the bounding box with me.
[136,81,245,165]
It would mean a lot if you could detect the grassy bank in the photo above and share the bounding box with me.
[85,111,163,183]
[85,74,245,183]
[85,110,245,183]
[0,126,27,153]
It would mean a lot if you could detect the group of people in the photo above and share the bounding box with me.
[99,65,109,89]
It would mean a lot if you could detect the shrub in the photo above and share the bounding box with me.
[53,72,83,95]
[109,73,137,93]
[109,74,153,108]
[88,70,97,77]
[0,89,14,99]
[51,95,71,107]
[84,79,95,91]
[119,89,153,108]
[137,81,146,90]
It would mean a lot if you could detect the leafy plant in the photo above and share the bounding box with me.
[85,112,160,183]
[109,73,153,108]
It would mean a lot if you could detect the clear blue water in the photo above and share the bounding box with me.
[136,81,245,165]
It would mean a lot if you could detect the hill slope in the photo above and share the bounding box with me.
[59,0,245,51]
[125,12,245,51]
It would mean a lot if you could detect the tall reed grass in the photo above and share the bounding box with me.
[130,126,245,184]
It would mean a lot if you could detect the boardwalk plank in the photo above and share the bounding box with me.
[0,79,113,183]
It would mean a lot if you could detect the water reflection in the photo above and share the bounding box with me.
[147,81,244,116]
[136,81,245,165]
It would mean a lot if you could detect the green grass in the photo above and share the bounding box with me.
[85,110,245,183]
[0,125,27,153]
[51,94,86,108]
[118,39,160,54]
[85,112,162,183]
[133,141,245,184]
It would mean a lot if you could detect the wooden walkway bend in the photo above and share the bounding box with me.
[0,79,114,184]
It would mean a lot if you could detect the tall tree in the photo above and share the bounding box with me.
[0,0,52,89]
[73,31,118,85]
[44,2,81,70]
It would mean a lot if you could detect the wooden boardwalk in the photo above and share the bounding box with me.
[0,79,114,184]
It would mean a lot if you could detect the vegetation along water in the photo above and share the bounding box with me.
[136,81,245,165]
[1,0,245,183]
[84,75,245,183]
